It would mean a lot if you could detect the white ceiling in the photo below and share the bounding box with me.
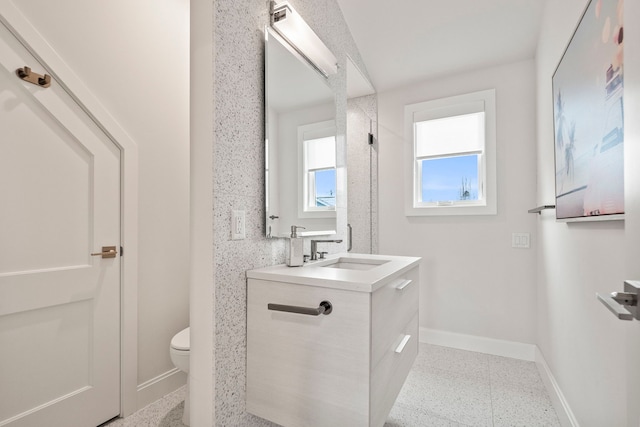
[336,0,547,93]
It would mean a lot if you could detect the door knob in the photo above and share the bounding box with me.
[597,280,640,321]
[91,246,118,259]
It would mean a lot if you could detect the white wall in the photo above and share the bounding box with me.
[190,0,215,423]
[535,1,628,425]
[11,0,190,408]
[378,59,538,345]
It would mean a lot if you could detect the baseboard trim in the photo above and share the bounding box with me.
[534,347,580,427]
[136,368,187,410]
[419,327,536,361]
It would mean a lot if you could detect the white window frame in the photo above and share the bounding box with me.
[297,120,337,219]
[404,89,497,216]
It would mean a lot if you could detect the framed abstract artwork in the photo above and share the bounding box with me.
[552,0,624,221]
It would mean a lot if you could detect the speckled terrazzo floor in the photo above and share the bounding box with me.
[385,344,560,427]
[101,386,186,427]
[105,343,560,427]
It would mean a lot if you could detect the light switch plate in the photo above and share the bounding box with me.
[232,210,246,240]
[512,233,530,249]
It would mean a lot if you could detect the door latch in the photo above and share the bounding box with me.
[90,246,118,259]
[597,280,640,321]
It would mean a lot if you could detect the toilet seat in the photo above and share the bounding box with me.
[170,327,190,374]
[171,327,190,351]
[169,326,190,425]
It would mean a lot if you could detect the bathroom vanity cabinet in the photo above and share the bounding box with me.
[246,254,420,427]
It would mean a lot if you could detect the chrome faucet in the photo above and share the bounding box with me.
[310,239,343,261]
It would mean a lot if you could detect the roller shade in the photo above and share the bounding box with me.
[415,112,485,158]
[305,136,335,171]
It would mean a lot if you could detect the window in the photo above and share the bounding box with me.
[405,89,496,216]
[298,120,336,217]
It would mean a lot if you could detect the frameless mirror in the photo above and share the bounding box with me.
[265,27,337,238]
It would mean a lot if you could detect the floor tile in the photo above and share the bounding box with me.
[385,401,460,426]
[488,355,546,390]
[396,365,493,426]
[491,380,561,427]
[103,386,186,427]
[415,343,491,380]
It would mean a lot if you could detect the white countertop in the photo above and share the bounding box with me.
[246,253,421,293]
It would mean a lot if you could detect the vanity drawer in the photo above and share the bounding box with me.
[371,267,418,368]
[247,278,371,427]
[370,314,418,427]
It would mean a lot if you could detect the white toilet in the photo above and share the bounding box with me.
[170,327,190,426]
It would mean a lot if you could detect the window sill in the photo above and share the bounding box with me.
[405,202,496,217]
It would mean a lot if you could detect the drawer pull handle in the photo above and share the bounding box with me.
[395,279,412,291]
[395,335,411,353]
[267,300,332,316]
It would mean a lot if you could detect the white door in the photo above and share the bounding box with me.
[0,20,121,427]
[625,123,640,425]
[617,2,640,425]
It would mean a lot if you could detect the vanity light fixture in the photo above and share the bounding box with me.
[270,1,338,77]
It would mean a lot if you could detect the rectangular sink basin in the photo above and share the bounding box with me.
[321,257,389,271]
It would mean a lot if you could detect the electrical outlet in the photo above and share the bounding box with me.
[512,233,530,249]
[231,210,246,240]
